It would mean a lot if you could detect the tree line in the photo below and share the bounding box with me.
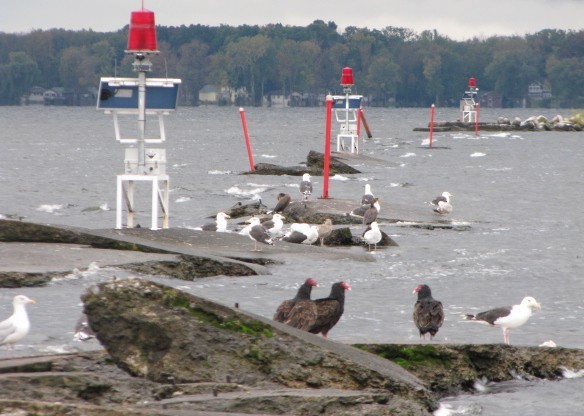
[1,21,584,108]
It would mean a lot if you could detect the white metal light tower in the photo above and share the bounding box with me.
[97,8,181,230]
[333,67,363,153]
[460,77,478,122]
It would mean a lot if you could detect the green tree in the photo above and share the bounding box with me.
[2,51,39,104]
[225,35,269,105]
[364,50,400,106]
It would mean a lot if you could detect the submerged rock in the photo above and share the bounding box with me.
[248,150,361,176]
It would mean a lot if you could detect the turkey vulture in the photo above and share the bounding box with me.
[273,278,319,323]
[412,284,444,340]
[308,281,351,338]
[464,296,541,344]
[431,192,453,215]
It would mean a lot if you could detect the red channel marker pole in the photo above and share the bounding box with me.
[474,103,480,137]
[322,95,333,199]
[239,107,255,171]
[429,104,435,147]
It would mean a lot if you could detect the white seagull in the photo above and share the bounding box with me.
[431,191,453,215]
[299,173,313,205]
[464,296,541,344]
[362,221,382,251]
[0,295,36,349]
[200,212,231,232]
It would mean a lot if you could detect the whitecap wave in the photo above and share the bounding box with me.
[175,196,191,203]
[37,204,64,213]
[225,186,266,199]
[259,154,277,158]
[400,152,416,158]
[561,366,584,378]
[470,152,486,157]
[331,174,349,181]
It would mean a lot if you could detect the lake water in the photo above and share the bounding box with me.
[1,105,584,415]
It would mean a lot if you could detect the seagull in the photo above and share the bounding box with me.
[73,313,96,342]
[362,221,382,251]
[261,213,285,238]
[316,218,333,247]
[200,212,231,232]
[248,222,274,251]
[299,173,313,206]
[238,217,260,236]
[282,223,319,245]
[361,183,375,206]
[363,198,380,226]
[0,295,36,349]
[464,296,541,344]
[431,192,453,215]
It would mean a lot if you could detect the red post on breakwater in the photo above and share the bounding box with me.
[360,108,373,138]
[239,107,255,171]
[474,103,480,136]
[429,104,435,147]
[322,95,333,199]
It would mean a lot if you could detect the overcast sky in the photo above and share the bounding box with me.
[1,0,583,41]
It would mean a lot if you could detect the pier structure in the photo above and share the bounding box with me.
[97,8,180,230]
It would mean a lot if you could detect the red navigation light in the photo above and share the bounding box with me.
[340,67,354,87]
[127,9,158,52]
[468,77,477,88]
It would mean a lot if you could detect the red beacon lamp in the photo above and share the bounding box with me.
[468,77,476,89]
[340,67,354,88]
[127,9,158,53]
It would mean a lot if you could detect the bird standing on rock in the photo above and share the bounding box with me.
[412,284,444,340]
[299,173,313,206]
[316,218,333,247]
[308,281,351,338]
[270,193,291,214]
[248,221,274,251]
[200,212,231,232]
[363,197,380,226]
[361,183,375,206]
[0,295,36,349]
[261,213,285,238]
[362,221,382,251]
[273,278,319,323]
[463,296,541,344]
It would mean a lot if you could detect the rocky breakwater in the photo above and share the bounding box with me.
[414,114,584,132]
[81,277,435,415]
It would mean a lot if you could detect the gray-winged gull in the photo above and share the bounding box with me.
[431,191,453,215]
[362,221,382,251]
[463,296,541,344]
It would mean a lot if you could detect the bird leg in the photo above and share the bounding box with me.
[503,328,510,344]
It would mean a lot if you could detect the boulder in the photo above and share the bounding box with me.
[82,278,435,414]
[248,151,361,176]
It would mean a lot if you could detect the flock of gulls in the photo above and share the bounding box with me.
[0,173,543,351]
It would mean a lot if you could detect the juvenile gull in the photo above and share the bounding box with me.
[0,295,36,349]
[464,296,541,344]
[316,218,333,247]
[362,198,380,226]
[270,193,291,214]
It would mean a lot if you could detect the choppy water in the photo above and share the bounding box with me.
[1,105,584,414]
